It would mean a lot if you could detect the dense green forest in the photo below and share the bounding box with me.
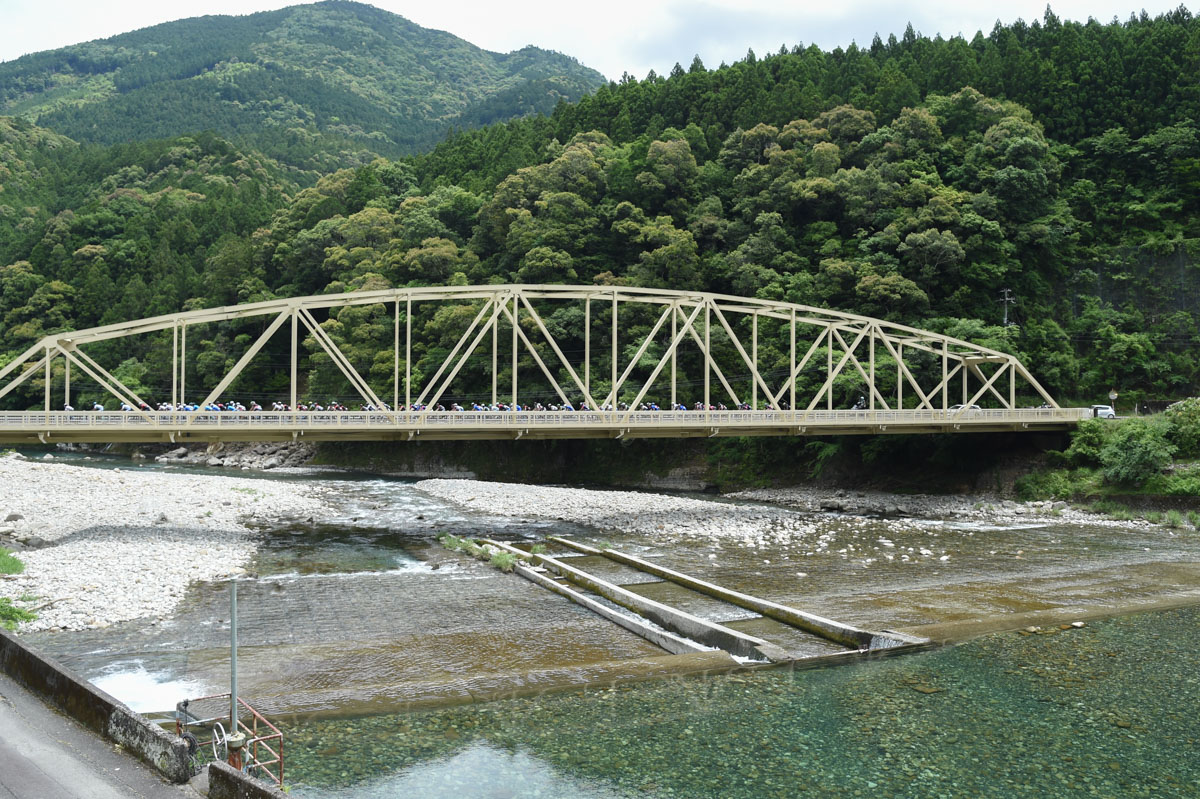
[1,6,1198,413]
[0,1,605,176]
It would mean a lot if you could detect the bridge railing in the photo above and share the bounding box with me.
[0,407,1093,432]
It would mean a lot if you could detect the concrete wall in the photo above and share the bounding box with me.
[0,628,192,783]
[208,762,290,799]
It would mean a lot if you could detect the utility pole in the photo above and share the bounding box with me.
[999,288,1015,326]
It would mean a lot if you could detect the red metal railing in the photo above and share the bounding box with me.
[175,693,283,787]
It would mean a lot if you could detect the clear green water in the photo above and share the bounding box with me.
[285,605,1200,799]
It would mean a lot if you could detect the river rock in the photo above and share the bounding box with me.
[0,456,332,632]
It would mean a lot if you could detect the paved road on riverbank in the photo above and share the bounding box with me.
[0,671,199,799]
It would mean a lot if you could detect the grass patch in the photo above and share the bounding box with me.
[1145,511,1163,524]
[0,598,35,631]
[488,551,518,572]
[0,548,25,575]
[1165,510,1185,528]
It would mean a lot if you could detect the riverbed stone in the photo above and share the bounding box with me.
[0,455,331,632]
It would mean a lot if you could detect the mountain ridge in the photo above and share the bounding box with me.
[0,1,606,175]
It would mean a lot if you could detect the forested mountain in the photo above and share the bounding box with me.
[0,1,605,176]
[1,8,1197,412]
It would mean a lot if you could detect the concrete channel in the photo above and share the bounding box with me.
[481,537,930,667]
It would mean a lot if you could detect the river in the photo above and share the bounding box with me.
[16,453,1200,797]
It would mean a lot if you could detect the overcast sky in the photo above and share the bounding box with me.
[2,1,1196,80]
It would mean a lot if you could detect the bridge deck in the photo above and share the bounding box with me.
[0,408,1091,444]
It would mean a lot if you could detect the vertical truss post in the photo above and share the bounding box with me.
[868,330,875,411]
[703,301,710,410]
[393,299,400,412]
[511,294,518,408]
[181,324,187,406]
[610,292,617,408]
[941,340,948,410]
[171,322,178,408]
[405,297,412,411]
[290,310,298,409]
[826,326,833,410]
[64,357,70,410]
[751,312,758,410]
[671,304,677,409]
[896,343,903,409]
[963,358,969,405]
[584,297,590,403]
[789,310,796,412]
[1009,361,1016,409]
[44,346,51,413]
[491,304,498,407]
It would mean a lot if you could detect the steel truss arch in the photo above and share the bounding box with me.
[0,285,1083,443]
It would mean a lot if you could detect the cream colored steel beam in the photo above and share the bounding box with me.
[298,308,387,411]
[806,327,869,412]
[2,285,1063,417]
[496,300,573,407]
[192,309,292,415]
[517,295,601,411]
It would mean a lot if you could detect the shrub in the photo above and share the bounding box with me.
[1099,419,1176,487]
[1062,418,1111,467]
[1164,397,1200,458]
[1165,510,1185,528]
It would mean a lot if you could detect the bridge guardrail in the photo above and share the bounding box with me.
[0,407,1093,432]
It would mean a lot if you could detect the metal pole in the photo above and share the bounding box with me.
[64,357,70,410]
[230,578,238,734]
[181,325,186,406]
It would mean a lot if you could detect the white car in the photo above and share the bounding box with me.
[1091,404,1116,419]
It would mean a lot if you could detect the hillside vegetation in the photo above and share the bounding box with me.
[0,1,605,175]
[0,7,1197,420]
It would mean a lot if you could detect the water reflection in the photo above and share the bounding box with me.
[294,741,640,799]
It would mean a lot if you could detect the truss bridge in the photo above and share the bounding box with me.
[0,285,1089,444]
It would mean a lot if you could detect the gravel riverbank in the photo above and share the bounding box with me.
[415,477,1165,543]
[0,452,330,632]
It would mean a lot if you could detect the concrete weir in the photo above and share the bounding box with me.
[481,538,929,666]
